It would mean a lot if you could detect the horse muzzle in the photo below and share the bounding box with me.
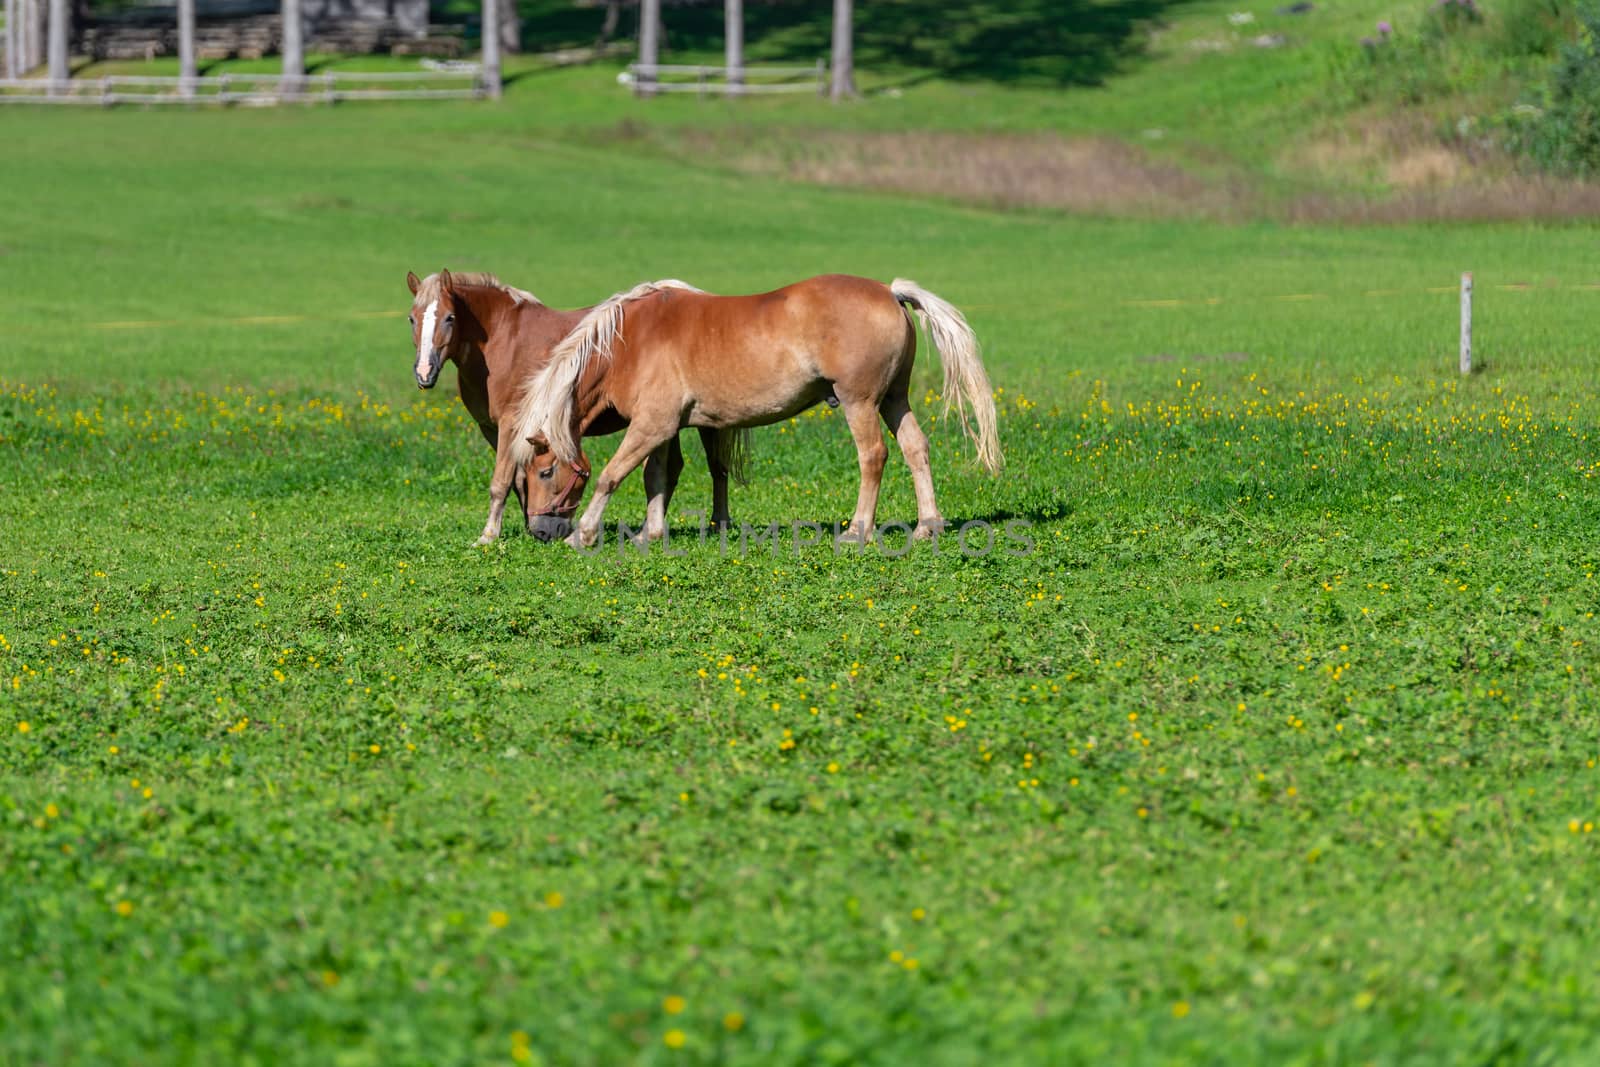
[415,353,443,389]
[529,514,573,542]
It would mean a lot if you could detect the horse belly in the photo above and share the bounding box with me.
[688,371,825,428]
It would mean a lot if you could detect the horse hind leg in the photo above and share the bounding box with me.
[880,390,944,539]
[699,427,731,531]
[640,441,676,543]
[838,397,889,544]
[659,434,687,520]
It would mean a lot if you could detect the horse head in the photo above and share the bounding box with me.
[406,269,463,390]
[522,432,591,542]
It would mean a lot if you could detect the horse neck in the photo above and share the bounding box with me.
[452,285,512,353]
[572,344,613,423]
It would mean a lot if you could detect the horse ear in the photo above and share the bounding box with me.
[439,269,454,293]
[406,271,421,295]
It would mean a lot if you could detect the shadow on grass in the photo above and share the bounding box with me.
[509,0,1189,87]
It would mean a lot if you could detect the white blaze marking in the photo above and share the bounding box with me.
[415,300,438,379]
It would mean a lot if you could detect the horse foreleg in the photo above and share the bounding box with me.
[512,463,530,527]
[476,425,520,546]
[699,427,731,531]
[569,420,678,549]
[880,391,944,539]
[839,399,889,544]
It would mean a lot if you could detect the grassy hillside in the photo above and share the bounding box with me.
[52,0,1593,219]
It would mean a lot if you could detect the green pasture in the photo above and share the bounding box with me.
[4,84,1600,1066]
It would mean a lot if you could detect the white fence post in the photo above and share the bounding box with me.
[1459,272,1472,376]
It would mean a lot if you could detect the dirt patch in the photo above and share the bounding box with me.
[1386,146,1465,187]
[632,120,1600,224]
[664,126,1256,220]
[1285,113,1600,221]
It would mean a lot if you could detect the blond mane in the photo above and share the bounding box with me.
[509,279,702,467]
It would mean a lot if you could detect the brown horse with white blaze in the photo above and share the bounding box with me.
[510,274,1002,548]
[406,269,741,543]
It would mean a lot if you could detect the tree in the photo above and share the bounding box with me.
[499,0,520,55]
[47,0,66,91]
[178,0,196,98]
[595,0,623,47]
[281,0,303,93]
[830,0,855,100]
[725,0,742,92]
[637,0,659,95]
[482,0,503,97]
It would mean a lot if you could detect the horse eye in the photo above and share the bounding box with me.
[538,466,555,480]
[408,316,415,326]
[444,314,455,325]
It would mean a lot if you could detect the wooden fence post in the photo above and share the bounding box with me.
[637,0,658,97]
[281,0,302,96]
[480,0,501,99]
[724,0,742,96]
[178,0,195,99]
[1459,272,1472,376]
[45,0,64,92]
[23,0,39,73]
[4,0,16,80]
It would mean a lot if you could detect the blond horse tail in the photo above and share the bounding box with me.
[509,279,702,468]
[889,279,1002,475]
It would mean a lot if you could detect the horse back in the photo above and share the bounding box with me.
[632,274,903,348]
[608,274,911,426]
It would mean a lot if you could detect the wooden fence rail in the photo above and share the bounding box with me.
[625,59,826,96]
[0,66,485,105]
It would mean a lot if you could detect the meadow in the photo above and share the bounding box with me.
[5,56,1600,1065]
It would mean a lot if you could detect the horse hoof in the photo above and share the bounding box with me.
[473,534,495,547]
[913,520,946,542]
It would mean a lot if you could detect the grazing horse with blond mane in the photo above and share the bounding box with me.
[510,274,1001,548]
[406,269,742,544]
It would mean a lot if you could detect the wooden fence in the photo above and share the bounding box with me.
[624,60,826,97]
[0,65,485,105]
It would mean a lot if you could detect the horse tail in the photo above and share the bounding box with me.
[715,427,753,486]
[509,279,703,468]
[889,279,1003,475]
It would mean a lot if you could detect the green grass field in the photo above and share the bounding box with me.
[5,59,1600,1065]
